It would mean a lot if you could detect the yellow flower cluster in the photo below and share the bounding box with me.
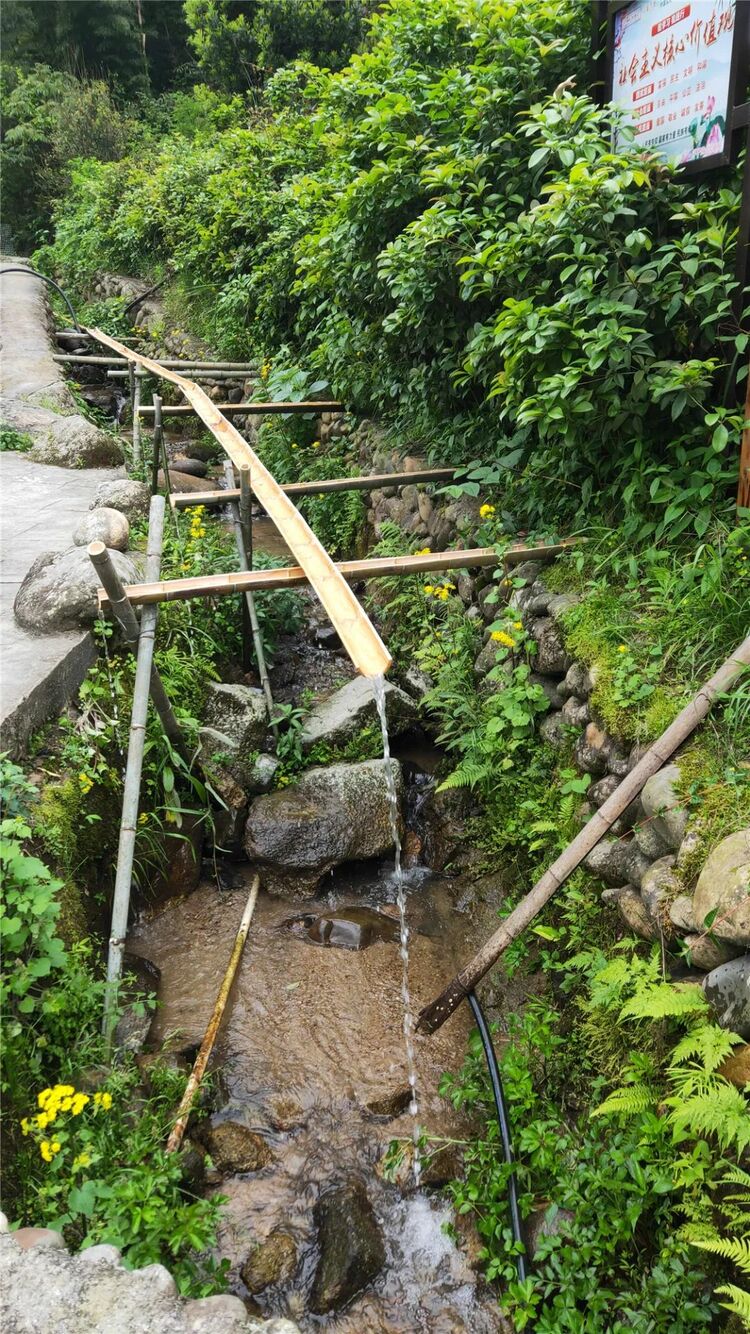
[78,772,94,795]
[617,644,627,653]
[491,630,516,647]
[33,1085,91,1127]
[40,1139,61,1163]
[414,547,431,557]
[479,503,496,519]
[260,361,271,380]
[423,582,454,601]
[188,505,206,542]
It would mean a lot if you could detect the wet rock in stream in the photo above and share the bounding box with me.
[309,1179,386,1314]
[282,906,400,950]
[300,676,417,753]
[204,1120,274,1174]
[241,1231,297,1294]
[244,760,404,898]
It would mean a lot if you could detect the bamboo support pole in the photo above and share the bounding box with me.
[137,401,343,417]
[132,367,143,471]
[88,542,191,765]
[150,394,163,495]
[54,354,258,370]
[169,468,459,508]
[108,368,250,381]
[166,875,260,1155]
[222,461,276,726]
[97,543,577,611]
[85,327,389,678]
[238,462,253,672]
[737,356,750,512]
[102,496,166,1049]
[417,634,750,1036]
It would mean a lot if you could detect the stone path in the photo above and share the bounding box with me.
[0,452,122,754]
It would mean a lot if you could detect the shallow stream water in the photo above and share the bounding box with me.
[129,859,505,1331]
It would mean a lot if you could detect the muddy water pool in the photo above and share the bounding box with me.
[129,862,506,1331]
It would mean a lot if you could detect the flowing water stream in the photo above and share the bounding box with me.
[371,673,421,1187]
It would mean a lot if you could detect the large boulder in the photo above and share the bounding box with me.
[244,760,404,898]
[691,830,750,946]
[309,1180,385,1314]
[640,764,688,851]
[14,547,140,632]
[703,955,750,1039]
[90,478,150,520]
[203,683,269,751]
[73,507,130,552]
[300,676,417,753]
[26,416,123,468]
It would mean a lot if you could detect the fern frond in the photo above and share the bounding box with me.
[691,1236,750,1275]
[714,1281,750,1323]
[669,1022,739,1073]
[620,982,707,1022]
[718,1165,750,1195]
[591,1083,657,1118]
[669,1083,750,1154]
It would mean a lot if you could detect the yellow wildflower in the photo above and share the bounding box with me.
[40,1141,54,1163]
[513,621,523,630]
[59,1097,72,1113]
[78,773,93,794]
[138,813,148,825]
[617,644,627,653]
[20,1118,30,1136]
[491,631,516,648]
[479,503,496,519]
[36,1112,50,1129]
[51,1141,61,1154]
[423,585,434,595]
[94,1091,113,1111]
[71,1093,89,1115]
[414,547,431,557]
[38,1089,52,1109]
[73,1152,91,1169]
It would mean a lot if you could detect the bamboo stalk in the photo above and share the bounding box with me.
[97,543,576,610]
[132,367,143,470]
[170,467,459,507]
[737,355,750,512]
[54,354,258,370]
[222,460,275,727]
[88,541,190,764]
[108,368,250,381]
[137,401,343,417]
[165,875,260,1154]
[150,394,163,496]
[86,327,388,679]
[417,634,750,1036]
[102,496,166,1049]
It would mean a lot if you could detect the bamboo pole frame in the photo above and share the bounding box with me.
[137,401,343,417]
[169,468,459,508]
[88,541,191,764]
[416,634,750,1035]
[96,542,577,611]
[165,875,260,1155]
[102,496,166,1049]
[54,354,259,370]
[86,327,390,679]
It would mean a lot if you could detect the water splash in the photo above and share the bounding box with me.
[371,672,422,1187]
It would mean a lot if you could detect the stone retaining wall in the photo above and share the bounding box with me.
[323,414,749,1041]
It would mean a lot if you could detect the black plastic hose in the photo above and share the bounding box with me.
[467,989,528,1283]
[0,266,84,333]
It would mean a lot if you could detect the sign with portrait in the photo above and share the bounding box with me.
[610,0,739,167]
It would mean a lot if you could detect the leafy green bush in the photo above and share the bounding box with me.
[184,0,362,91]
[0,425,34,452]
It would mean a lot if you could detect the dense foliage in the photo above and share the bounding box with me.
[34,0,747,540]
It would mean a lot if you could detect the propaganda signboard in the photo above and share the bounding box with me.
[608,0,743,168]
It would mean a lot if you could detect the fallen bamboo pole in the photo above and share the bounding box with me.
[88,541,191,764]
[108,368,251,381]
[169,467,459,508]
[166,875,260,1154]
[97,542,578,610]
[102,496,166,1050]
[417,634,750,1035]
[222,459,276,726]
[86,327,388,678]
[137,400,343,417]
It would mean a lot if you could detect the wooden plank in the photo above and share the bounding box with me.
[86,328,388,678]
[169,468,459,508]
[97,542,577,610]
[137,400,343,416]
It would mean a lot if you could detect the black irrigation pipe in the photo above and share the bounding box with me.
[466,990,528,1284]
[0,266,83,333]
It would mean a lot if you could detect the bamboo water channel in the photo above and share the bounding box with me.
[82,328,748,1326]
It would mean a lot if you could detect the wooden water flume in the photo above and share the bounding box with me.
[417,634,750,1035]
[86,326,391,679]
